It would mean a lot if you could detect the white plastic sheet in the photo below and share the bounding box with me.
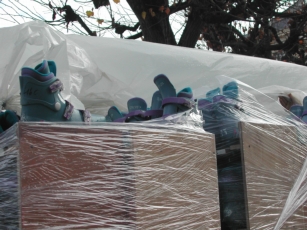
[1,21,307,116]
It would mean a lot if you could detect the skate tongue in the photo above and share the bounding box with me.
[34,60,57,76]
[127,97,147,112]
[107,106,124,121]
[35,60,50,74]
[177,87,193,99]
[154,74,177,116]
[223,81,239,99]
[151,91,162,110]
[154,74,176,99]
[206,87,220,101]
[198,98,213,110]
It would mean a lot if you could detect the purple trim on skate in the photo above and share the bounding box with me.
[49,79,64,93]
[143,109,163,117]
[126,110,145,118]
[83,109,91,123]
[199,104,214,110]
[212,95,229,103]
[213,95,238,105]
[63,101,74,120]
[162,97,194,109]
[177,91,193,99]
[114,117,126,122]
[36,60,49,73]
[21,68,54,82]
[198,99,213,110]
[301,110,307,117]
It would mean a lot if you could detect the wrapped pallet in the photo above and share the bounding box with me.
[1,121,220,229]
[198,79,307,229]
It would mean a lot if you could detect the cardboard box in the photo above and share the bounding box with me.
[216,121,307,229]
[16,122,220,229]
[240,122,307,229]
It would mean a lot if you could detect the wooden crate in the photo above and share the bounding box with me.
[17,122,220,229]
[240,122,307,229]
[216,121,307,229]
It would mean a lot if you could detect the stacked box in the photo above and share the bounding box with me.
[1,122,220,229]
[240,122,307,229]
[200,85,307,229]
[205,119,307,229]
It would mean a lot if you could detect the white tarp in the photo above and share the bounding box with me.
[0,21,306,114]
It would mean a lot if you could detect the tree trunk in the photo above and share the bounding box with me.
[127,0,176,45]
[178,7,203,48]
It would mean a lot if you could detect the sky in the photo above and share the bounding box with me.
[0,0,140,38]
[1,1,195,53]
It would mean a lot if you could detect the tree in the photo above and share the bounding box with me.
[1,0,307,65]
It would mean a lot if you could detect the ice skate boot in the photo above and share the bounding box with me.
[206,87,221,101]
[223,81,239,100]
[107,106,126,122]
[125,97,148,122]
[142,91,163,120]
[154,74,194,116]
[20,60,106,122]
[213,95,240,148]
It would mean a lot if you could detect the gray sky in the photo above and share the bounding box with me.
[0,0,136,37]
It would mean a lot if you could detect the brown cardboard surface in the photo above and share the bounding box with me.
[19,123,133,229]
[18,123,220,229]
[240,122,307,229]
[132,128,220,229]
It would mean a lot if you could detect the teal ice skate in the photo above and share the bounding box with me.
[20,60,106,122]
[125,97,148,122]
[107,106,126,122]
[154,74,194,116]
[206,87,221,101]
[146,91,163,119]
[222,81,239,100]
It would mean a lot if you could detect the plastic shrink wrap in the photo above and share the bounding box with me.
[1,22,307,230]
[197,77,307,229]
[2,77,307,229]
[0,125,18,230]
[0,119,221,230]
